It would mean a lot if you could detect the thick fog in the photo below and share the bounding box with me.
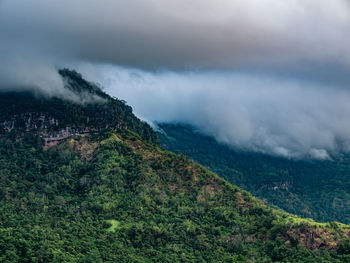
[76,64,350,159]
[1,0,350,158]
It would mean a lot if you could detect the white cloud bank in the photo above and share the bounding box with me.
[78,64,350,159]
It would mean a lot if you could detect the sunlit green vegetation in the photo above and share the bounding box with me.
[1,71,350,262]
[106,220,120,232]
[1,130,350,262]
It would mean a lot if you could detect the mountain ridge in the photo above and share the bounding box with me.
[1,70,350,262]
[0,69,157,147]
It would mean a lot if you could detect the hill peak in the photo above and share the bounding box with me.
[0,69,157,147]
[58,68,108,101]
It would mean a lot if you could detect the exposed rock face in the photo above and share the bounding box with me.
[1,112,121,147]
[0,69,157,147]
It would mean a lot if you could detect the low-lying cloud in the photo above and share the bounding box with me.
[78,64,350,159]
[1,0,350,159]
[0,55,64,96]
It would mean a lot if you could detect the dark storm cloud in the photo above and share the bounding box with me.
[1,0,350,158]
[1,0,350,70]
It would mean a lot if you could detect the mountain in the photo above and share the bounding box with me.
[0,69,157,146]
[158,123,350,225]
[1,70,350,262]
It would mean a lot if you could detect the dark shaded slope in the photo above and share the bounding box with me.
[158,123,350,224]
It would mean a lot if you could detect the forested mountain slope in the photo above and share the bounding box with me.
[158,123,350,225]
[1,71,350,262]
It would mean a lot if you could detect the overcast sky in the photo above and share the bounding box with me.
[1,0,350,159]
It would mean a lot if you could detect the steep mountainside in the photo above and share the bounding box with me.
[0,69,157,147]
[1,71,350,262]
[158,123,350,225]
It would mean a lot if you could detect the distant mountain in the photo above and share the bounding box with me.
[158,123,350,225]
[1,71,350,262]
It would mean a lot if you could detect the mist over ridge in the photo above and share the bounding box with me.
[1,0,350,159]
[76,64,350,160]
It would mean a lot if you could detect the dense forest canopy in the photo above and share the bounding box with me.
[158,123,350,225]
[1,71,350,262]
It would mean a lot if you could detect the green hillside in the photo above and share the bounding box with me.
[158,123,350,225]
[1,71,350,262]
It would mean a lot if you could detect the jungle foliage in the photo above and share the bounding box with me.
[1,71,350,262]
[1,130,350,262]
[158,123,350,225]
